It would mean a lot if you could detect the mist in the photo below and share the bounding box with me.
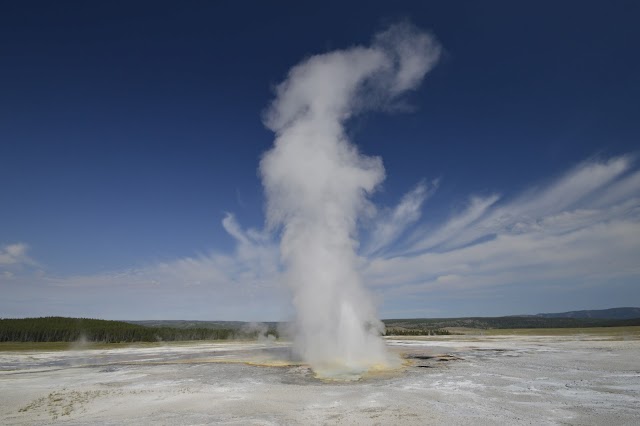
[259,22,441,378]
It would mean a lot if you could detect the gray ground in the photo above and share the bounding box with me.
[1,335,638,425]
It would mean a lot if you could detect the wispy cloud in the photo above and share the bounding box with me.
[403,193,500,254]
[0,243,35,267]
[0,218,284,320]
[364,179,437,256]
[2,156,639,319]
[404,156,633,254]
[364,156,640,313]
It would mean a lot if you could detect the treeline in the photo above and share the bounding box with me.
[127,320,279,336]
[127,320,249,330]
[0,317,235,343]
[383,316,640,330]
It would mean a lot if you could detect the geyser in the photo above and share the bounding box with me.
[260,23,440,378]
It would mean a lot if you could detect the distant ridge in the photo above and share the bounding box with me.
[536,307,640,320]
[127,320,279,329]
[124,308,640,331]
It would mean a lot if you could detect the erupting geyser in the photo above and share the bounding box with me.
[260,23,441,378]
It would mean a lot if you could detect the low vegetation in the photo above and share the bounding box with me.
[2,312,638,344]
[0,317,235,343]
[382,316,640,331]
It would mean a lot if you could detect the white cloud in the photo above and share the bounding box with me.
[404,193,500,254]
[364,179,437,255]
[420,156,633,252]
[2,156,639,319]
[592,169,640,207]
[363,156,640,310]
[0,243,35,267]
[0,217,284,320]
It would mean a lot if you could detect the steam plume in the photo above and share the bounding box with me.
[260,23,440,377]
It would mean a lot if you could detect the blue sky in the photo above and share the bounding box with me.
[1,1,639,320]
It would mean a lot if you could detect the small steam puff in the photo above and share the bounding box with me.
[260,23,440,378]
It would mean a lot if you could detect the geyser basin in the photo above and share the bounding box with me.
[4,334,639,424]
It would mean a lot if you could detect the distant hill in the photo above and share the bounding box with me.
[536,307,640,320]
[382,307,640,332]
[127,308,640,333]
[127,320,279,330]
[127,320,249,330]
[6,307,629,342]
[382,316,640,331]
[130,312,640,334]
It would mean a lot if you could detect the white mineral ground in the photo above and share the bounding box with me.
[1,333,639,425]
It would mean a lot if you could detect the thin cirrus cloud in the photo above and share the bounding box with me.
[363,179,438,256]
[364,155,640,307]
[1,155,639,319]
[396,156,634,257]
[0,243,33,266]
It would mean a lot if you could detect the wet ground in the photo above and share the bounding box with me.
[1,335,639,424]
